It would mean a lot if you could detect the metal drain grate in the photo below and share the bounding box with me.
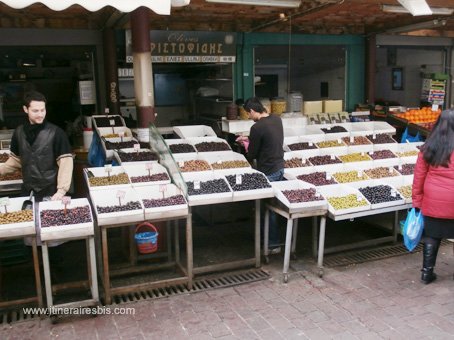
[0,307,39,325]
[323,240,450,268]
[113,268,270,305]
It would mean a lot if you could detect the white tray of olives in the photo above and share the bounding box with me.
[182,172,233,206]
[39,198,94,241]
[221,169,274,202]
[0,196,35,238]
[271,180,328,213]
[318,184,371,216]
[123,163,171,187]
[84,166,132,191]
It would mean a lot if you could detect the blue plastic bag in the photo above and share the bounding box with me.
[401,127,423,143]
[87,131,106,167]
[403,208,424,251]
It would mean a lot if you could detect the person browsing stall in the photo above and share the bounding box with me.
[242,97,285,252]
[0,91,73,201]
[412,108,454,284]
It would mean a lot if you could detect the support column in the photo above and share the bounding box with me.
[103,28,120,115]
[366,34,376,106]
[130,7,155,128]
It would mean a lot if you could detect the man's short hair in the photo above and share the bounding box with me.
[243,97,266,113]
[23,91,47,108]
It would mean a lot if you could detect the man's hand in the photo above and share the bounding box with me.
[51,191,65,201]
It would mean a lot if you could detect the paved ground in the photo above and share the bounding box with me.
[1,242,453,339]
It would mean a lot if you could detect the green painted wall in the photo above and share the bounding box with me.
[234,32,365,112]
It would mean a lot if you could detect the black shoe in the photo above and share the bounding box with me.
[421,267,437,284]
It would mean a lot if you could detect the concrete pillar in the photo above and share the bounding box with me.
[366,34,376,105]
[102,28,120,115]
[130,7,155,128]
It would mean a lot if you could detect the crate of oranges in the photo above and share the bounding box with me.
[395,107,441,124]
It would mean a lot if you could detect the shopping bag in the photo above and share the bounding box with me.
[402,208,424,251]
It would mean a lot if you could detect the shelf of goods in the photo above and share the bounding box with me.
[123,163,171,187]
[113,148,160,165]
[421,78,446,106]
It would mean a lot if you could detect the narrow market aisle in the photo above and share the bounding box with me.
[1,243,453,339]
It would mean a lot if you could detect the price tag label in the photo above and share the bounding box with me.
[302,158,306,164]
[361,152,365,156]
[431,104,439,111]
[372,133,376,139]
[330,154,335,160]
[349,136,354,143]
[104,164,112,173]
[308,141,313,147]
[337,138,341,144]
[61,196,71,205]
[391,190,396,197]
[109,119,115,126]
[179,161,185,168]
[159,184,167,193]
[133,143,141,151]
[356,194,363,202]
[144,163,153,172]
[217,160,222,164]
[326,173,331,180]
[0,197,10,207]
[104,108,110,115]
[368,151,373,155]
[398,164,403,171]
[118,131,125,138]
[116,190,126,199]
[236,174,242,185]
[194,180,201,190]
[357,170,363,178]
[388,166,393,174]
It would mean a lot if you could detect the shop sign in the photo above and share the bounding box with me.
[125,30,236,63]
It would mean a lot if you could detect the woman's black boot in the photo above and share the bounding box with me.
[421,241,439,284]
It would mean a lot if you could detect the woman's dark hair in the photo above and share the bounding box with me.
[23,91,47,108]
[422,108,454,167]
[243,97,266,113]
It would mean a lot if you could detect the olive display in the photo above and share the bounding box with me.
[284,158,311,168]
[88,173,130,186]
[40,206,92,227]
[105,140,136,150]
[358,185,402,204]
[366,134,397,144]
[118,151,159,162]
[0,210,33,224]
[297,172,337,186]
[0,170,22,181]
[396,150,419,157]
[339,153,372,163]
[333,171,369,183]
[282,188,324,203]
[316,140,345,148]
[194,141,231,152]
[226,173,271,191]
[369,149,397,160]
[96,201,142,213]
[364,167,399,179]
[327,194,369,210]
[94,116,123,127]
[130,173,170,183]
[397,185,412,199]
[341,136,371,146]
[394,163,415,175]
[287,142,317,151]
[186,179,231,195]
[169,143,196,153]
[321,126,348,133]
[308,155,342,165]
[0,153,9,162]
[179,160,211,172]
[143,195,186,208]
[211,160,250,170]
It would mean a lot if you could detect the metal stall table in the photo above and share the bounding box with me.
[39,198,99,321]
[0,197,42,310]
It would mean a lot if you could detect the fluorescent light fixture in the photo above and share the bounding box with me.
[206,0,301,8]
[386,19,447,33]
[383,4,453,15]
[397,0,432,16]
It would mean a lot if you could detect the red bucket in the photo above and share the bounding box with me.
[134,222,159,254]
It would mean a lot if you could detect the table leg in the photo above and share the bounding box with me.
[291,219,298,254]
[31,237,43,308]
[263,204,269,258]
[312,216,318,259]
[393,211,399,243]
[101,227,111,305]
[175,220,180,266]
[283,218,294,283]
[41,242,53,307]
[317,216,327,277]
[88,237,99,302]
[255,200,261,268]
[186,213,193,290]
[166,221,172,262]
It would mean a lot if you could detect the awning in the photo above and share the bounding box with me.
[0,0,187,15]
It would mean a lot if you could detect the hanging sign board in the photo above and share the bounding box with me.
[78,80,96,105]
[126,30,237,63]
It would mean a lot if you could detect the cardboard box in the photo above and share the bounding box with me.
[323,100,343,113]
[303,101,323,115]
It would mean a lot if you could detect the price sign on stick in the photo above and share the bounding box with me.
[398,164,403,171]
[236,174,242,185]
[326,173,331,181]
[391,190,396,197]
[330,154,335,160]
[104,164,112,179]
[356,194,363,202]
[308,141,313,147]
[388,166,393,174]
[133,143,140,152]
[116,190,126,205]
[0,197,10,213]
[61,196,71,215]
[194,180,200,190]
[159,184,167,199]
[357,170,363,178]
[145,162,153,176]
[350,136,354,143]
[118,131,125,142]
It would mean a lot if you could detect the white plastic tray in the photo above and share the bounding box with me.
[113,148,159,166]
[92,115,126,129]
[355,183,406,210]
[165,138,198,155]
[39,198,94,241]
[188,137,232,154]
[0,197,35,238]
[383,176,413,204]
[97,126,132,138]
[318,184,371,216]
[173,125,217,139]
[123,163,171,187]
[201,151,251,173]
[134,184,188,220]
[222,169,274,202]
[271,180,328,213]
[182,172,233,206]
[90,188,144,226]
[100,136,138,160]
[84,166,132,191]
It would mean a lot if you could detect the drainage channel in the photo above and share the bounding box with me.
[0,268,270,325]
